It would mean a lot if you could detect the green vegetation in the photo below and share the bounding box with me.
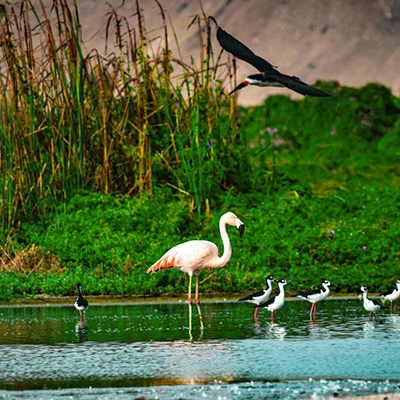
[0,1,399,302]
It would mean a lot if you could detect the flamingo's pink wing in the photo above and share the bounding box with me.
[147,250,178,273]
[147,241,217,274]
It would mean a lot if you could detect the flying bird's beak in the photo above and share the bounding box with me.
[238,224,245,238]
[229,81,248,95]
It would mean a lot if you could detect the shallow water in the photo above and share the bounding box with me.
[0,298,399,399]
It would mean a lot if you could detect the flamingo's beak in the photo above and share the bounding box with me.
[238,224,245,238]
[229,81,248,95]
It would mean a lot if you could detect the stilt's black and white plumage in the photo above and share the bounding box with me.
[361,286,385,319]
[259,279,287,322]
[239,275,275,319]
[75,283,89,321]
[380,279,400,313]
[297,279,331,319]
[213,19,331,98]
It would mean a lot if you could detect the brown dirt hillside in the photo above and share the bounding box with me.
[16,0,400,105]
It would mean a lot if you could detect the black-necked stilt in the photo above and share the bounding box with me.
[361,286,385,319]
[75,283,89,321]
[239,275,275,319]
[213,19,331,98]
[259,279,287,322]
[297,279,331,319]
[380,279,400,313]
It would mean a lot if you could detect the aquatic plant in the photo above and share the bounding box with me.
[0,0,246,231]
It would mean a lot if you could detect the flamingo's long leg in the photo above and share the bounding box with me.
[195,275,200,305]
[196,302,204,329]
[188,302,193,340]
[188,275,193,305]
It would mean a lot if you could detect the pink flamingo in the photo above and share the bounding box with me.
[147,212,245,305]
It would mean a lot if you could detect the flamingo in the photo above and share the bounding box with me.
[74,283,89,321]
[147,212,245,305]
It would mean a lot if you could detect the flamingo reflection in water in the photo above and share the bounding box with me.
[188,302,204,341]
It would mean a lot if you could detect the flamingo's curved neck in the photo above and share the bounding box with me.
[213,217,232,269]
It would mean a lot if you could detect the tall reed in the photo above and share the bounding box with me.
[0,0,247,232]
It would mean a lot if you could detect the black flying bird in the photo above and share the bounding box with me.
[213,19,331,97]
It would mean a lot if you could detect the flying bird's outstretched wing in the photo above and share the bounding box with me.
[273,73,331,97]
[213,17,332,98]
[216,26,275,73]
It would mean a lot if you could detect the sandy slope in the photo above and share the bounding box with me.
[69,0,400,105]
[15,0,400,105]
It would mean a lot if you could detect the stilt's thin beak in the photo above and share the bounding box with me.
[239,224,245,238]
[229,81,248,95]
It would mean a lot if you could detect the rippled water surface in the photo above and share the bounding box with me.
[1,298,399,399]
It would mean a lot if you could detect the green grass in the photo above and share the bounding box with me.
[1,181,398,302]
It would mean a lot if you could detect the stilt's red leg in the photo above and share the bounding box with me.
[309,303,316,319]
[254,307,258,320]
[271,311,274,323]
